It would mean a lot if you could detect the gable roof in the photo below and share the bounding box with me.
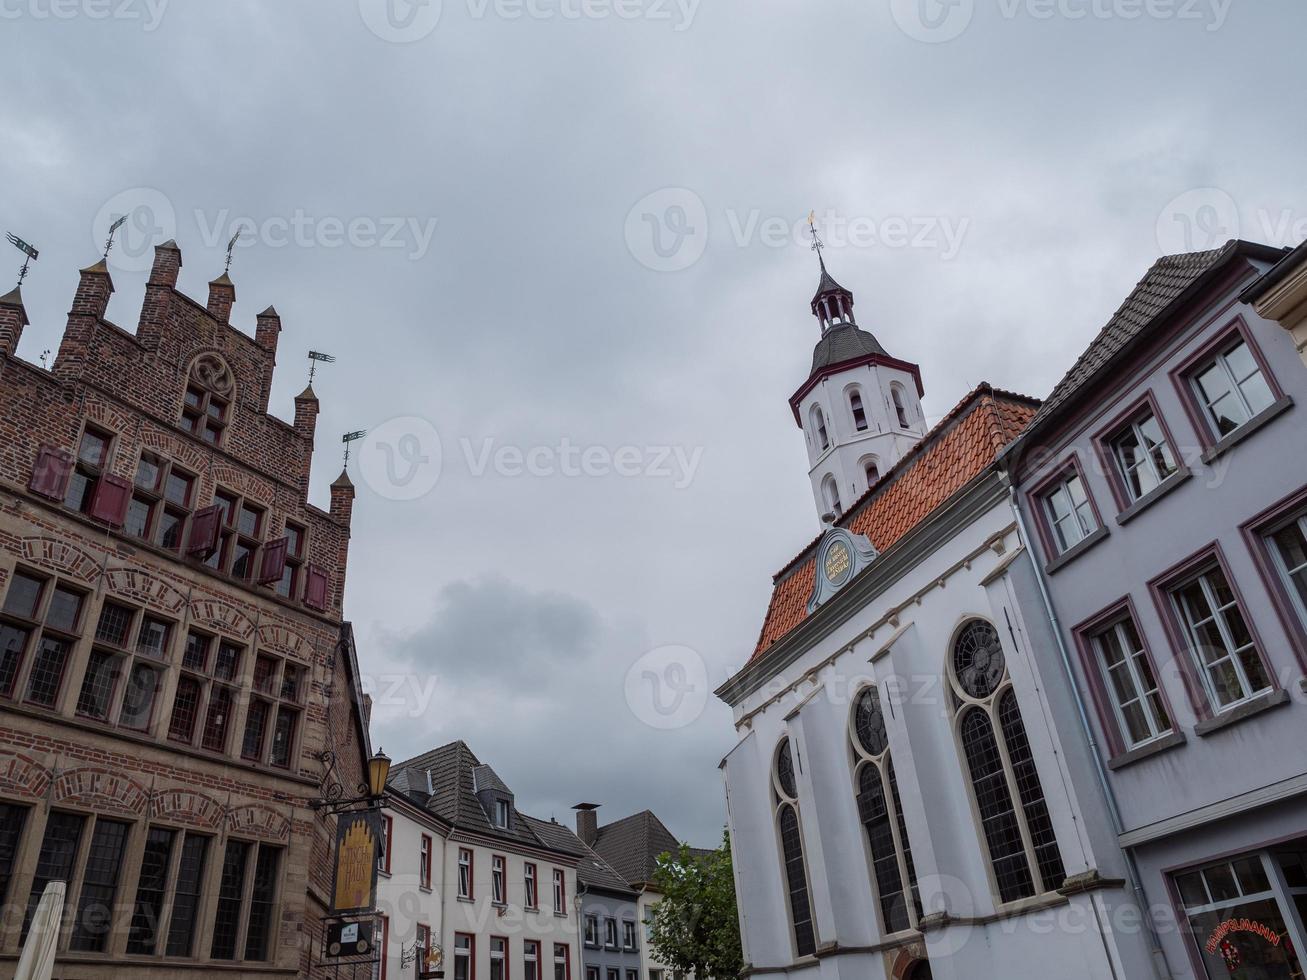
[1014,239,1287,443]
[389,740,582,857]
[750,385,1039,662]
[589,809,710,887]
[520,815,637,897]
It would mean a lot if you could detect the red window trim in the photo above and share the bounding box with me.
[1167,314,1286,450]
[455,932,476,980]
[1145,541,1279,721]
[420,833,433,889]
[1069,595,1181,759]
[554,943,571,980]
[523,861,538,909]
[28,445,74,501]
[1239,482,1307,672]
[491,853,507,905]
[378,913,389,980]
[1089,389,1188,513]
[490,934,509,980]
[459,847,474,900]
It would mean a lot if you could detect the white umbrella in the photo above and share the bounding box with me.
[13,880,65,980]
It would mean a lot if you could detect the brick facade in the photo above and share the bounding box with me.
[0,241,372,977]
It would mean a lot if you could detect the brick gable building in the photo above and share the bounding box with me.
[0,240,372,977]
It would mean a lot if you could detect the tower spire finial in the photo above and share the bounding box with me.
[223,226,248,275]
[808,210,827,273]
[7,232,39,287]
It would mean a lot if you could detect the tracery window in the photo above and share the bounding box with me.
[181,353,235,445]
[950,619,1066,904]
[850,686,920,934]
[773,737,815,957]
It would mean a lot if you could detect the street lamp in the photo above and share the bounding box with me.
[368,748,392,800]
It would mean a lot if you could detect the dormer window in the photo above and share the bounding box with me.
[494,798,511,829]
[181,354,235,446]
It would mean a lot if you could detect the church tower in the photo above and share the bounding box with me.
[790,238,926,524]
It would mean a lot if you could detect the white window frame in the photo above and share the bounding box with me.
[811,405,829,453]
[1268,513,1307,629]
[1189,338,1275,438]
[552,868,565,914]
[494,798,510,828]
[1041,472,1097,553]
[457,848,473,900]
[1109,410,1178,501]
[1090,618,1172,749]
[584,914,599,947]
[492,854,506,904]
[1172,566,1271,712]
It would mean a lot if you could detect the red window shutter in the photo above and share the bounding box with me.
[28,445,74,501]
[186,505,222,559]
[304,565,329,611]
[88,474,132,526]
[257,537,289,585]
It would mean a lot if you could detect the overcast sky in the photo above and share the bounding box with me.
[2,0,1304,846]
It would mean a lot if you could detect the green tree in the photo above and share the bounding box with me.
[646,829,744,980]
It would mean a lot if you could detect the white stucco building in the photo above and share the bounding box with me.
[375,741,582,980]
[715,261,1164,979]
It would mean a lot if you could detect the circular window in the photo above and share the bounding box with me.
[852,687,888,757]
[953,620,1006,700]
[776,738,797,799]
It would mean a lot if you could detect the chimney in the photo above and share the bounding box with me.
[54,260,114,380]
[207,273,235,324]
[254,306,281,411]
[329,469,356,617]
[0,286,29,357]
[138,240,181,351]
[293,385,319,499]
[573,803,600,846]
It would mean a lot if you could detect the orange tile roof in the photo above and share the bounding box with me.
[750,385,1039,662]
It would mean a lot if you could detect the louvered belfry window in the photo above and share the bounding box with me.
[951,619,1066,903]
[773,737,815,957]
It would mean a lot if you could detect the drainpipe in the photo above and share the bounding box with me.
[1004,476,1175,980]
[576,880,588,977]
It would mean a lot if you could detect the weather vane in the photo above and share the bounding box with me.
[341,430,366,469]
[808,209,826,256]
[6,232,39,286]
[307,350,336,385]
[223,226,247,274]
[103,214,127,260]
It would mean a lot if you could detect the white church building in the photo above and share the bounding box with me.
[715,256,1164,979]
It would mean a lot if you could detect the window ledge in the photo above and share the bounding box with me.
[457,896,475,904]
[1106,731,1187,770]
[1200,396,1294,465]
[1194,689,1290,737]
[1115,469,1192,526]
[419,885,432,894]
[1045,525,1110,575]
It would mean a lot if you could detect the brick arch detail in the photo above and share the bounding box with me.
[0,751,50,799]
[227,804,292,842]
[256,623,314,664]
[18,537,101,582]
[104,567,188,615]
[891,946,930,980]
[151,787,225,829]
[52,767,150,816]
[139,426,208,474]
[188,597,256,639]
[210,464,275,508]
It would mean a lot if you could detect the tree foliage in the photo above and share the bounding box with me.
[646,829,743,980]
